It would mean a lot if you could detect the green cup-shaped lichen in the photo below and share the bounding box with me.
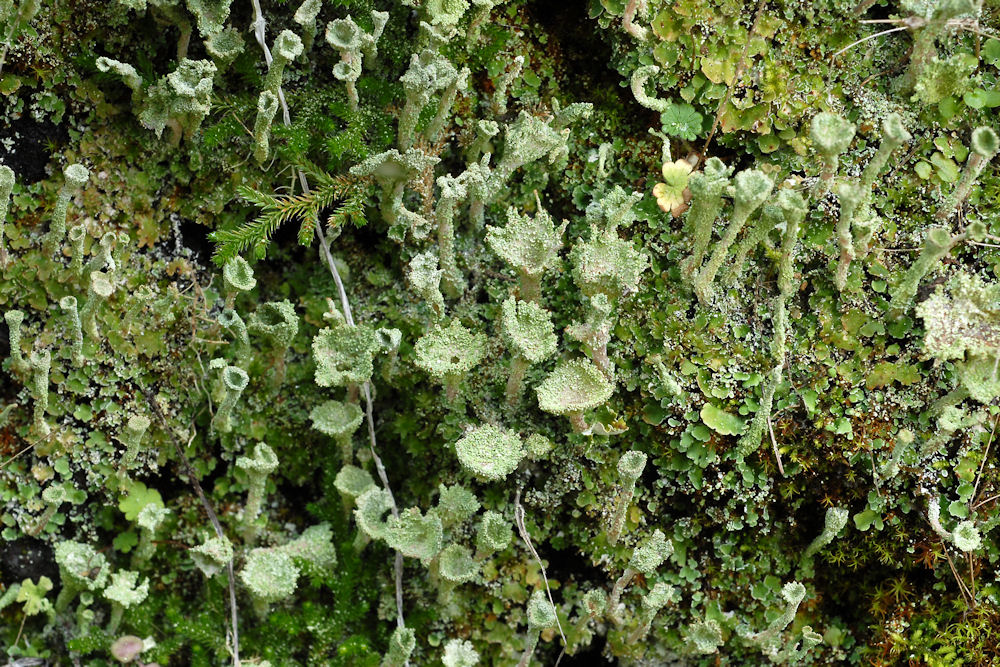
[414,318,487,402]
[502,297,557,405]
[191,534,234,577]
[435,174,468,298]
[310,399,364,462]
[133,503,170,569]
[443,638,479,667]
[607,450,648,546]
[43,163,89,257]
[438,543,478,583]
[889,226,954,313]
[29,349,51,437]
[681,157,733,281]
[293,0,321,52]
[485,204,567,301]
[54,541,109,612]
[239,547,299,615]
[218,308,250,364]
[67,224,86,276]
[952,520,982,552]
[326,17,363,51]
[253,90,279,164]
[80,271,114,341]
[536,358,614,433]
[277,523,338,575]
[454,424,526,481]
[386,507,444,564]
[0,164,13,266]
[248,299,299,385]
[687,618,724,655]
[433,483,480,528]
[937,126,999,222]
[860,113,912,194]
[749,581,807,647]
[570,226,650,301]
[476,510,512,557]
[693,169,772,304]
[608,529,672,625]
[809,112,855,191]
[5,309,27,375]
[205,26,244,70]
[803,507,849,559]
[313,322,380,387]
[103,570,149,633]
[354,487,394,541]
[248,300,298,349]
[381,626,416,667]
[335,465,376,503]
[408,250,446,319]
[519,589,557,667]
[502,297,557,363]
[573,589,607,636]
[28,483,68,537]
[264,30,303,96]
[628,582,674,643]
[119,413,152,470]
[59,296,83,364]
[213,365,249,433]
[223,255,257,295]
[236,442,279,541]
[834,182,863,292]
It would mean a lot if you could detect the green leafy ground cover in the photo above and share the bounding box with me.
[1,0,1000,664]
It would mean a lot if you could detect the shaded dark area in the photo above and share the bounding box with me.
[0,536,57,583]
[539,542,608,588]
[0,114,68,184]
[177,216,216,267]
[559,632,616,665]
[527,1,640,118]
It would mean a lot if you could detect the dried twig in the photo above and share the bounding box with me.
[246,0,407,632]
[767,415,785,475]
[514,488,567,650]
[970,411,999,509]
[941,542,975,608]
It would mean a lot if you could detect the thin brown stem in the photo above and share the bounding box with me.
[942,543,974,608]
[970,411,999,509]
[143,387,241,666]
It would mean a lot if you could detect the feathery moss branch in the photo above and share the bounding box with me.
[210,174,367,265]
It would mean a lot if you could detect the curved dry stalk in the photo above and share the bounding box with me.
[832,25,909,59]
[247,0,408,633]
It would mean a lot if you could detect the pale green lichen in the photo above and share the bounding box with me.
[502,297,557,405]
[386,507,444,564]
[438,543,478,583]
[809,112,856,192]
[239,548,299,613]
[475,510,512,557]
[454,424,526,481]
[236,442,278,541]
[312,322,379,387]
[213,365,250,433]
[486,202,567,302]
[443,638,480,667]
[414,318,487,402]
[310,400,364,463]
[43,163,89,257]
[536,358,614,432]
